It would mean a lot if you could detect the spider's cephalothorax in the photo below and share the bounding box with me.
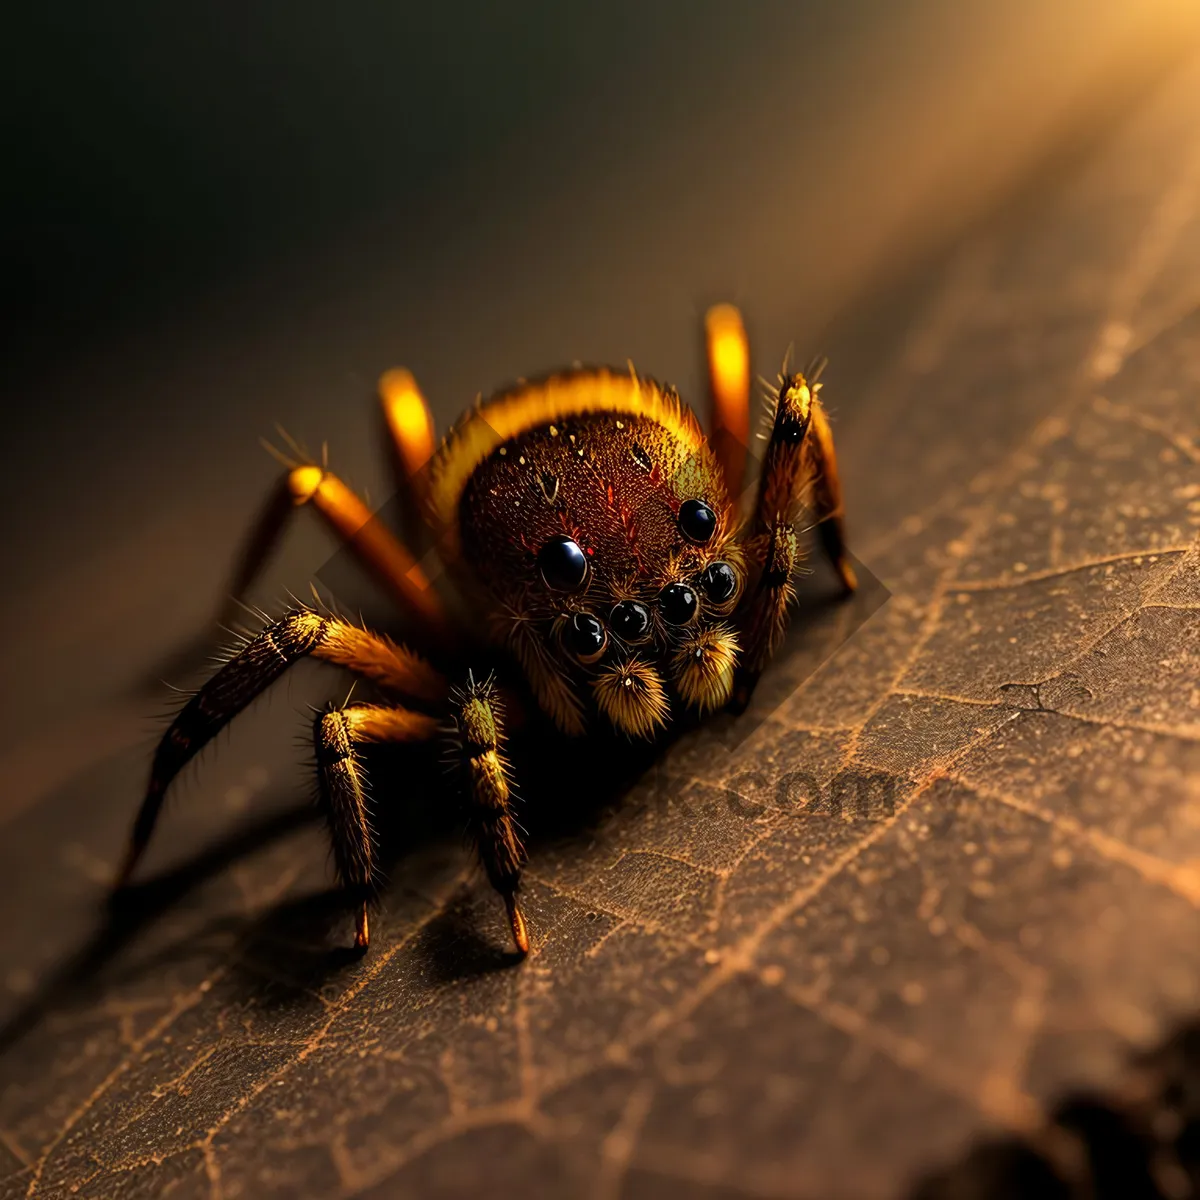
[430,370,749,740]
[118,305,856,956]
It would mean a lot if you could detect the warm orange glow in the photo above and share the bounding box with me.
[705,304,751,499]
[379,368,435,485]
[287,466,447,635]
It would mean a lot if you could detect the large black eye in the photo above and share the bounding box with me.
[567,611,607,662]
[538,535,588,591]
[678,499,716,543]
[700,561,738,604]
[610,600,651,642]
[658,583,698,626]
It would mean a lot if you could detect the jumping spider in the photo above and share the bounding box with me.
[117,305,856,955]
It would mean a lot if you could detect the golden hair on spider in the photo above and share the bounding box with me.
[117,305,856,959]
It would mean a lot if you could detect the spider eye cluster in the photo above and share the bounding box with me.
[656,497,736,622]
[540,508,739,662]
[654,560,739,627]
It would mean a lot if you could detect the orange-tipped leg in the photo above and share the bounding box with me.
[379,368,436,497]
[505,894,530,957]
[705,303,751,503]
[212,428,450,644]
[379,367,438,548]
[355,904,370,951]
[288,465,449,640]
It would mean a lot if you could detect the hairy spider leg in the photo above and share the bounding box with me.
[314,703,441,949]
[731,370,856,712]
[705,303,752,504]
[447,675,528,956]
[116,609,445,889]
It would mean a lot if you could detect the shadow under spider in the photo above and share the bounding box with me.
[0,725,667,1059]
[0,798,319,1059]
[14,553,880,1053]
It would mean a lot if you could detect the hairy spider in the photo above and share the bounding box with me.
[117,304,855,955]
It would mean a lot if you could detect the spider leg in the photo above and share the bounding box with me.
[378,368,436,545]
[806,396,856,595]
[314,703,440,950]
[117,608,445,887]
[731,521,798,713]
[705,303,752,502]
[217,455,449,641]
[447,674,528,956]
[731,368,855,711]
[218,474,297,630]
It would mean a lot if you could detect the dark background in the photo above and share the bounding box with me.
[3,4,1200,1198]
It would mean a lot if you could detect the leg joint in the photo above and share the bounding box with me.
[314,707,355,765]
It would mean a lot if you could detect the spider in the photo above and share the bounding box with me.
[116,304,856,956]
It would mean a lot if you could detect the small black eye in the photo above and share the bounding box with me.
[538,535,588,591]
[700,561,738,604]
[678,499,716,543]
[658,583,698,626]
[610,600,651,642]
[567,611,607,662]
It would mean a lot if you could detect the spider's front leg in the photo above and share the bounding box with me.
[446,674,529,956]
[731,367,856,712]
